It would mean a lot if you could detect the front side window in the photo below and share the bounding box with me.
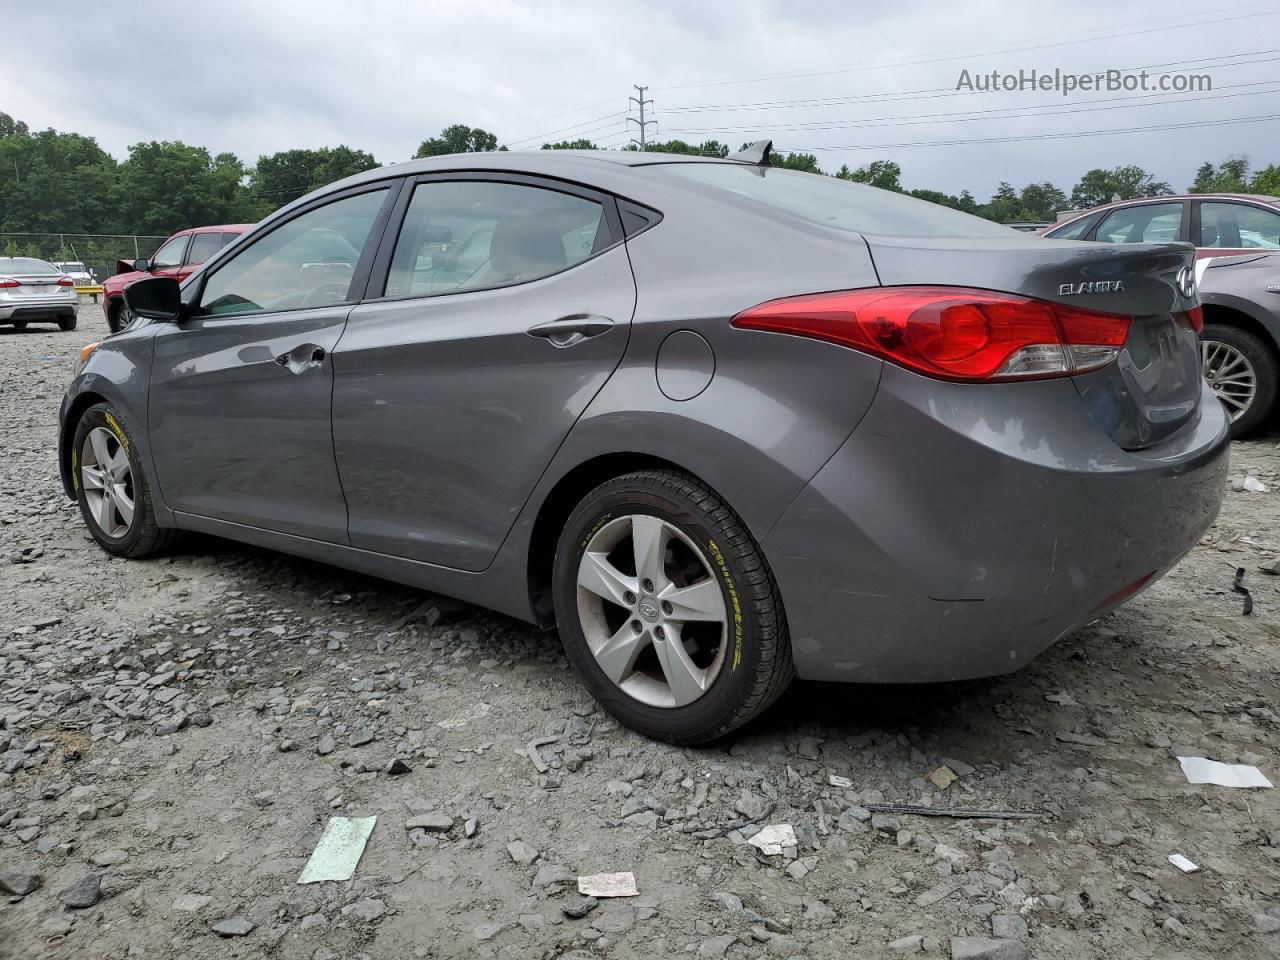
[1200,202,1280,249]
[383,181,608,298]
[1094,202,1184,244]
[200,189,387,316]
[186,232,226,265]
[151,234,189,269]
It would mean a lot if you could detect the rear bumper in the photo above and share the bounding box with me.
[765,366,1230,683]
[0,301,78,321]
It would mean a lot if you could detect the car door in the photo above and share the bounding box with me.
[178,231,226,281]
[149,232,189,280]
[148,183,398,542]
[1194,199,1280,257]
[334,174,636,571]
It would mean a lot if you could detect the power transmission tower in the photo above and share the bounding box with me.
[628,85,657,150]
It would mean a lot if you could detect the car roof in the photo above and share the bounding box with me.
[182,224,254,235]
[1054,192,1280,225]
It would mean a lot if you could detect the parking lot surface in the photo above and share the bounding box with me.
[2,303,1278,959]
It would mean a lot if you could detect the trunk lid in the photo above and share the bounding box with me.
[6,273,66,299]
[863,235,1202,449]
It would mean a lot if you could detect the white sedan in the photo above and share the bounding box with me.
[0,257,80,331]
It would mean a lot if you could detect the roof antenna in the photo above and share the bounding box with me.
[728,139,772,166]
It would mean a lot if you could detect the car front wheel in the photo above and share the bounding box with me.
[72,403,178,558]
[1201,324,1278,438]
[553,469,793,744]
[107,301,131,333]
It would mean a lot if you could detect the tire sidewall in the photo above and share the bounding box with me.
[553,481,765,741]
[73,404,148,556]
[1202,324,1277,437]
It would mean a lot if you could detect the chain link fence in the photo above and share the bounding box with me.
[0,233,169,284]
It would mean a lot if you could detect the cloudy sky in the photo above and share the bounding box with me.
[4,0,1279,199]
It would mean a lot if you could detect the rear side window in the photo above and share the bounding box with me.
[1045,213,1101,240]
[660,163,1017,237]
[186,232,225,265]
[200,189,387,316]
[1200,202,1280,248]
[384,181,608,298]
[1094,202,1184,244]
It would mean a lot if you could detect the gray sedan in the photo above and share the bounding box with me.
[58,146,1228,743]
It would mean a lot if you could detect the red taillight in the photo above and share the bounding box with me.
[731,286,1133,382]
[57,276,75,287]
[0,277,19,289]
[1182,306,1204,333]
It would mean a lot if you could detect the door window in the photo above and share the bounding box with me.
[199,189,387,316]
[1046,213,1100,240]
[1200,202,1280,248]
[151,234,189,269]
[1094,203,1184,244]
[383,180,608,298]
[186,232,226,265]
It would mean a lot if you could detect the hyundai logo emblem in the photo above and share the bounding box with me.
[1176,265,1196,299]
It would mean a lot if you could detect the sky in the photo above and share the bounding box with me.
[3,0,1279,200]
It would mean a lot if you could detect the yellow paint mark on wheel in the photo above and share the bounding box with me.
[707,538,744,670]
[104,413,129,452]
[71,447,79,492]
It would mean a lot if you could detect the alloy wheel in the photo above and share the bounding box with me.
[1201,338,1256,422]
[575,514,727,708]
[80,426,135,538]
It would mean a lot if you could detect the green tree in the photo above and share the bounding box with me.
[415,124,500,158]
[1251,164,1280,196]
[836,160,902,191]
[110,142,257,235]
[1070,165,1172,208]
[773,152,823,174]
[1190,156,1251,193]
[1017,181,1067,221]
[250,146,378,212]
[542,139,599,150]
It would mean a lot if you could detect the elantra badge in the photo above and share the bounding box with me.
[1059,280,1125,296]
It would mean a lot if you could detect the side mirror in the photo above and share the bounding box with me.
[133,257,151,273]
[124,276,183,322]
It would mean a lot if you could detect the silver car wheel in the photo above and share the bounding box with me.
[1201,338,1256,422]
[575,514,728,708]
[80,426,135,538]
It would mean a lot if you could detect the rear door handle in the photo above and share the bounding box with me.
[275,343,327,373]
[527,315,613,348]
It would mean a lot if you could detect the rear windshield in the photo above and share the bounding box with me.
[661,163,1017,238]
[0,258,58,274]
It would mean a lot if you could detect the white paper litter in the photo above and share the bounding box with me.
[828,774,852,788]
[747,823,798,856]
[577,872,638,898]
[297,816,376,884]
[1176,756,1273,789]
[1168,854,1200,873]
[1243,476,1268,493]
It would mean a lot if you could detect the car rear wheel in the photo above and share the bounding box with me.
[73,403,178,558]
[11,320,27,331]
[553,469,793,744]
[1201,324,1277,438]
[58,316,77,331]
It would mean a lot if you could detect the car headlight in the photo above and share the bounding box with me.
[73,342,100,378]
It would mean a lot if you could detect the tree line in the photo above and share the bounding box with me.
[2,111,1278,243]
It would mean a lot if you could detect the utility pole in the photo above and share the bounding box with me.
[628,85,657,150]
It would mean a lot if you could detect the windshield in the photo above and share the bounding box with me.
[660,163,1017,238]
[0,257,59,274]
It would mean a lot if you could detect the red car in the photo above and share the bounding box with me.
[104,224,252,332]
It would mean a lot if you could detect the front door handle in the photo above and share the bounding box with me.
[527,315,613,348]
[275,343,327,374]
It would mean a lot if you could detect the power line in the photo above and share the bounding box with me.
[657,4,1280,90]
[774,111,1280,152]
[506,111,628,148]
[665,79,1280,136]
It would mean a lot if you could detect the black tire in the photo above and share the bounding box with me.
[72,403,179,558]
[58,316,77,331]
[1201,323,1278,439]
[106,301,130,333]
[11,320,27,331]
[553,469,793,744]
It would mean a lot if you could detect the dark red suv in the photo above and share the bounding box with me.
[104,224,252,332]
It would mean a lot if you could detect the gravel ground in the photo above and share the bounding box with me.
[2,301,1279,960]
